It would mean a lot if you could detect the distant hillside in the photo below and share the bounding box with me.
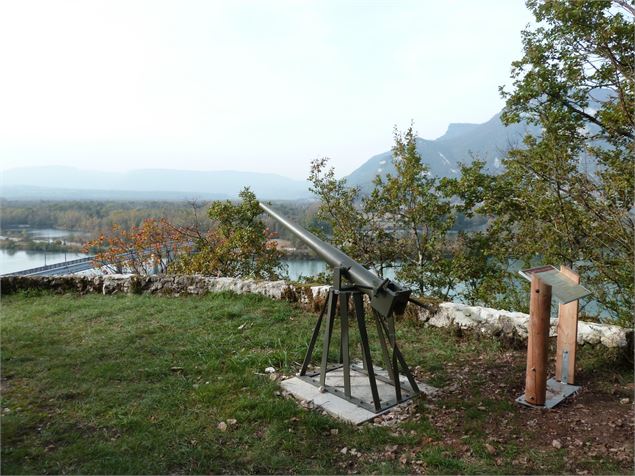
[1,167,311,200]
[345,113,538,190]
[346,89,615,191]
[0,185,230,201]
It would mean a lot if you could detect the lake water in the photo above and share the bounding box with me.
[0,248,326,279]
[0,249,89,274]
[0,228,347,280]
[0,227,88,241]
[0,229,609,319]
[0,228,91,274]
[280,259,327,281]
[0,227,326,278]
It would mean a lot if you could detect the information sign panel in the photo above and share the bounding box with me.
[519,265,591,304]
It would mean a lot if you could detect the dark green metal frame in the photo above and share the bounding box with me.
[299,267,420,413]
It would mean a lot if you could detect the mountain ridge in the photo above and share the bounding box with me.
[2,167,311,200]
[344,112,537,190]
[2,110,539,200]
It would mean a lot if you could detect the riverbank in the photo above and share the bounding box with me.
[0,237,84,253]
[0,226,88,254]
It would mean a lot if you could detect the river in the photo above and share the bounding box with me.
[0,229,608,318]
[0,227,332,279]
[0,249,89,274]
[0,248,329,280]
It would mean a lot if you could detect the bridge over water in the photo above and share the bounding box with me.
[1,256,98,277]
[1,244,184,277]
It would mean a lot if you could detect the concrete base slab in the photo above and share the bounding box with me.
[516,377,581,409]
[281,364,438,425]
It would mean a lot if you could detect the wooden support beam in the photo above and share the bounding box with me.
[555,266,579,384]
[524,274,552,406]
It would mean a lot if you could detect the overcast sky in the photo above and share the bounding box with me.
[0,0,534,179]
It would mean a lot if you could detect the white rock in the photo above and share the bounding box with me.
[578,322,602,345]
[6,275,630,349]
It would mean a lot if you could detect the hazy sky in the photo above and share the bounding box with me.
[0,0,533,179]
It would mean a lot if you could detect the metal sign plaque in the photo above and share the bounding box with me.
[519,265,592,304]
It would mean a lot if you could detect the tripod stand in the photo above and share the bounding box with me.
[298,268,420,413]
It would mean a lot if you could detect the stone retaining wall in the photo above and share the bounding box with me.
[1,274,631,349]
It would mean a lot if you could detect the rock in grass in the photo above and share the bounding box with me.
[552,439,562,449]
[217,421,227,432]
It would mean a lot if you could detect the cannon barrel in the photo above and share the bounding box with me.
[259,202,411,317]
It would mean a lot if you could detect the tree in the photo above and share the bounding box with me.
[309,128,459,299]
[85,188,284,279]
[171,188,284,279]
[369,127,457,298]
[455,0,634,323]
[308,157,398,277]
[442,160,536,311]
[84,218,184,274]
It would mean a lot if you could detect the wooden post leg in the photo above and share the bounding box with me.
[555,266,579,385]
[524,275,552,406]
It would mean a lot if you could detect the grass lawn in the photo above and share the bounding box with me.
[1,292,633,474]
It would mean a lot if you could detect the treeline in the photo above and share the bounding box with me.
[0,238,83,253]
[0,198,322,254]
[0,199,315,246]
[0,198,485,254]
[0,200,213,239]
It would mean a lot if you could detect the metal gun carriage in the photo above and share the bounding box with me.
[260,202,420,413]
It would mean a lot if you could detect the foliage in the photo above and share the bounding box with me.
[0,199,318,256]
[306,0,634,322]
[308,158,398,277]
[170,188,284,280]
[0,199,213,238]
[83,218,184,274]
[309,130,501,301]
[368,127,458,298]
[82,189,284,279]
[475,0,634,324]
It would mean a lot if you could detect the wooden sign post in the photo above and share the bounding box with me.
[524,274,552,405]
[517,265,591,408]
[555,266,579,385]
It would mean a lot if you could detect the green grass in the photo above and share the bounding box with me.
[1,292,632,475]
